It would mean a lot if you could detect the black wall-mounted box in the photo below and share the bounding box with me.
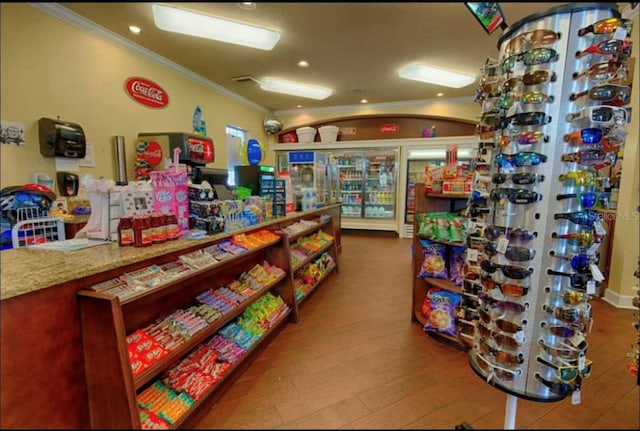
[38,117,86,158]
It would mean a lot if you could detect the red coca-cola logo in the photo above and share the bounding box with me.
[142,141,163,166]
[380,124,399,134]
[125,77,169,108]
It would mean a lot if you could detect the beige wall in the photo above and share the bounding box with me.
[0,3,270,189]
[605,12,639,307]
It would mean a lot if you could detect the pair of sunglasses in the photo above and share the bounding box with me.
[554,210,600,227]
[542,303,592,326]
[494,151,548,168]
[481,260,533,280]
[477,322,523,349]
[541,321,582,338]
[502,70,557,92]
[538,338,585,360]
[573,60,628,82]
[566,105,628,126]
[561,149,609,166]
[536,356,593,383]
[569,84,631,106]
[481,276,530,298]
[550,251,599,271]
[484,242,536,262]
[563,128,611,145]
[547,268,594,290]
[497,92,555,109]
[499,131,549,147]
[504,29,561,56]
[552,230,601,247]
[478,291,528,314]
[556,192,604,209]
[489,187,542,205]
[475,351,522,382]
[502,48,559,73]
[558,169,598,186]
[484,225,537,242]
[535,373,572,396]
[492,172,545,185]
[477,338,524,366]
[578,17,633,37]
[575,39,632,58]
[499,112,552,129]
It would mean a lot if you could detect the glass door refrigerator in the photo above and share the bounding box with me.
[333,149,365,219]
[274,150,330,210]
[363,147,398,221]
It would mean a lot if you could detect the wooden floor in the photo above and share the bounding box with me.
[194,233,640,430]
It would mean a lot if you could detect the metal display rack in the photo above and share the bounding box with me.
[11,207,65,248]
[462,3,631,428]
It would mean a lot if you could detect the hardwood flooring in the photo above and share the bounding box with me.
[194,233,640,429]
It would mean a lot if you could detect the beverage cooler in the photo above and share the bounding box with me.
[331,147,399,231]
[274,150,335,210]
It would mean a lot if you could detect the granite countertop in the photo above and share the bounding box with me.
[0,204,340,301]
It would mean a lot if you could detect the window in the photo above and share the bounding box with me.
[225,125,247,186]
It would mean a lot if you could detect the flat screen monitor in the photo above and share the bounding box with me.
[465,2,508,35]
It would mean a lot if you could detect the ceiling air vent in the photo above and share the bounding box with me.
[232,75,260,84]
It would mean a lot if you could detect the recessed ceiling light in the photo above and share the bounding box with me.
[437,92,444,97]
[260,77,332,100]
[296,105,303,109]
[297,60,310,68]
[360,99,368,104]
[128,25,141,34]
[152,4,280,51]
[398,63,476,88]
[238,2,256,10]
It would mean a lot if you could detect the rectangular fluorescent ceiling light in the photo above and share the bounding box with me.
[399,63,476,88]
[152,4,280,51]
[260,77,333,100]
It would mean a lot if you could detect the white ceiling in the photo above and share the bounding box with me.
[59,2,595,112]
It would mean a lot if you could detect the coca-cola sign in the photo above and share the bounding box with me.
[141,141,163,167]
[125,77,169,108]
[380,123,399,134]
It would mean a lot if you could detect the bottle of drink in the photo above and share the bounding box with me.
[164,213,180,240]
[118,216,134,246]
[151,213,166,244]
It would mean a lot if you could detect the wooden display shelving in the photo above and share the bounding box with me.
[411,182,469,349]
[76,214,339,429]
[281,217,340,305]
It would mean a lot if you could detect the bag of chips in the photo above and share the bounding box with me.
[449,245,466,286]
[417,239,448,279]
[422,288,461,337]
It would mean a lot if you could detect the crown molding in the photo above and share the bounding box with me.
[28,2,269,113]
[273,96,475,117]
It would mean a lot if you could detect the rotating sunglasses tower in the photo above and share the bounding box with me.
[463,2,632,423]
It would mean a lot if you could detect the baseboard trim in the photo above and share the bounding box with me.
[602,288,637,309]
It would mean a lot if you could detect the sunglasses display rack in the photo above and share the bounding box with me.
[463,2,633,418]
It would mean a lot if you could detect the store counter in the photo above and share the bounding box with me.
[0,204,340,429]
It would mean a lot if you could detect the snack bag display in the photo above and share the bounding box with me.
[432,213,451,241]
[421,287,461,337]
[449,245,466,286]
[449,216,466,243]
[417,239,448,279]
